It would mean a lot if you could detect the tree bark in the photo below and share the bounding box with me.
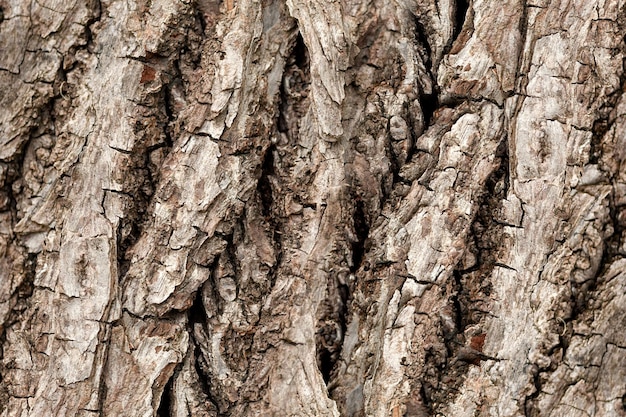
[1,0,625,416]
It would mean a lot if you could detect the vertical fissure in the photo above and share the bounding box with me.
[453,0,470,41]
[350,199,370,273]
[277,31,310,141]
[413,15,439,130]
[257,145,275,218]
[187,288,222,415]
[116,16,200,281]
[0,84,54,363]
[419,91,440,132]
[156,373,174,417]
[274,28,354,388]
[413,16,432,69]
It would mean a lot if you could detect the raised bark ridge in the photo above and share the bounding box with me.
[0,0,625,416]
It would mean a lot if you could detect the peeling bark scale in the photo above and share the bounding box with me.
[0,0,625,416]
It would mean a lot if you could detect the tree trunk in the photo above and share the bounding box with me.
[1,0,625,416]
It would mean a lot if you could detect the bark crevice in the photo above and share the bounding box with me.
[453,0,470,44]
[2,0,626,415]
[188,289,222,414]
[422,138,509,411]
[156,368,175,417]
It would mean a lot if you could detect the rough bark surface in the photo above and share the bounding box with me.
[0,0,625,416]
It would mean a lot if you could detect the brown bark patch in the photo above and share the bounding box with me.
[140,65,157,83]
[469,333,486,352]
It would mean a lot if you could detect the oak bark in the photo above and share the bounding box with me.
[0,0,625,416]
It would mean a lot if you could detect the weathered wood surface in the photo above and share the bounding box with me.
[0,0,625,416]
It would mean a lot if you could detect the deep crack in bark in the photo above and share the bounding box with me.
[453,0,470,42]
[156,374,174,417]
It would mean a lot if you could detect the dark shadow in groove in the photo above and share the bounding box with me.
[350,199,370,273]
[451,270,466,333]
[420,383,434,414]
[420,91,440,129]
[318,349,334,384]
[318,293,351,387]
[277,31,310,138]
[187,290,222,414]
[195,345,221,412]
[188,284,208,326]
[319,200,368,385]
[413,16,432,69]
[0,129,40,370]
[589,118,609,165]
[161,78,179,149]
[413,15,439,129]
[156,374,174,417]
[453,0,470,41]
[257,146,275,218]
[318,203,362,384]
[292,32,308,68]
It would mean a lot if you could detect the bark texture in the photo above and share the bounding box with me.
[0,0,625,416]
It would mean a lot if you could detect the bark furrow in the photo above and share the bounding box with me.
[0,0,625,416]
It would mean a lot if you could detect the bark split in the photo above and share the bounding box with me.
[1,0,625,416]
